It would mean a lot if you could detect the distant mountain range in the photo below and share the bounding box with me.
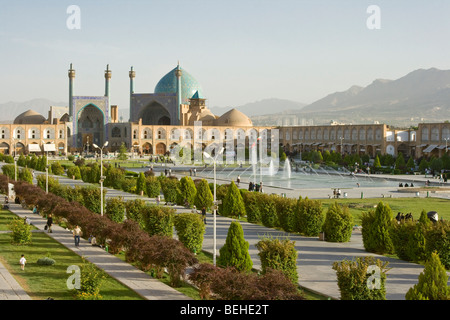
[290,67,450,126]
[2,68,450,127]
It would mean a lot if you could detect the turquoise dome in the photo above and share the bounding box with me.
[154,66,204,105]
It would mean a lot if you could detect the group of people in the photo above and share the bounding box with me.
[398,182,415,187]
[248,181,263,193]
[332,189,342,198]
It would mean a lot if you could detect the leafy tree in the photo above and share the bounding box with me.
[295,197,324,236]
[141,205,175,237]
[406,157,415,172]
[105,197,126,223]
[18,167,33,184]
[218,221,253,272]
[322,202,353,242]
[160,177,180,203]
[373,155,381,168]
[361,202,395,254]
[406,251,450,300]
[145,175,161,198]
[222,181,246,218]
[135,172,146,195]
[194,179,214,210]
[176,176,197,206]
[51,162,65,175]
[419,158,429,173]
[395,152,406,171]
[124,199,147,228]
[174,212,205,253]
[67,166,81,180]
[104,166,125,189]
[117,142,128,161]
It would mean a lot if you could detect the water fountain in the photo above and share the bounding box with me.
[283,158,291,179]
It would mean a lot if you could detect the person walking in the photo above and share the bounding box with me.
[237,175,241,186]
[46,214,53,233]
[201,207,207,224]
[20,254,26,271]
[73,225,82,247]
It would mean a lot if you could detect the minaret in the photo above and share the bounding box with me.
[129,66,135,119]
[68,63,75,118]
[175,61,182,124]
[104,64,111,98]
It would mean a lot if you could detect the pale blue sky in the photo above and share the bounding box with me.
[1,0,450,111]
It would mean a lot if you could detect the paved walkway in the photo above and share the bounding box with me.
[1,164,450,300]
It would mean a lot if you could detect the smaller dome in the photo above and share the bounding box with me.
[14,109,46,124]
[215,108,252,127]
[198,109,216,122]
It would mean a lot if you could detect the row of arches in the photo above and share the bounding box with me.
[285,127,384,142]
[0,127,65,140]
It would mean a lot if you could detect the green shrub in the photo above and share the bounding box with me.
[406,251,450,300]
[194,179,214,210]
[105,197,126,223]
[18,167,33,184]
[275,196,297,233]
[176,176,197,206]
[332,256,389,300]
[391,218,428,262]
[142,205,175,237]
[104,166,125,189]
[8,217,32,245]
[259,194,278,228]
[37,257,56,266]
[174,212,205,253]
[75,259,106,300]
[424,221,450,269]
[51,162,65,175]
[361,202,395,254]
[145,175,161,198]
[218,221,253,272]
[2,164,16,179]
[295,197,324,236]
[67,166,81,180]
[160,177,181,203]
[125,199,147,228]
[222,181,246,218]
[242,192,261,224]
[135,172,146,195]
[322,202,353,242]
[256,236,298,284]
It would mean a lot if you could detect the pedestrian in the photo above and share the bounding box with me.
[73,225,82,247]
[156,195,161,205]
[23,216,30,225]
[201,207,206,224]
[20,254,26,271]
[46,214,53,233]
[259,182,263,193]
[237,175,240,186]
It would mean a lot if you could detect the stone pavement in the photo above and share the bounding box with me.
[0,260,31,300]
[1,164,450,300]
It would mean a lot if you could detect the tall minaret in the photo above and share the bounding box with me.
[68,63,75,118]
[129,66,135,118]
[104,64,111,98]
[175,61,182,124]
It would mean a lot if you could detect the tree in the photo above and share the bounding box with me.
[18,168,33,184]
[295,197,324,236]
[406,157,415,172]
[51,162,65,175]
[194,179,214,210]
[322,202,353,242]
[145,175,161,198]
[222,181,246,218]
[176,176,197,206]
[361,202,395,254]
[174,212,205,253]
[406,251,450,300]
[105,197,126,223]
[67,166,81,180]
[373,155,381,168]
[395,152,406,171]
[218,221,253,272]
[117,142,128,161]
[135,172,146,195]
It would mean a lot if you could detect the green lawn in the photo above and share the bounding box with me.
[0,210,144,300]
[321,197,450,225]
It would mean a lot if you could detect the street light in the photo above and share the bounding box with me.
[42,140,53,194]
[93,141,108,216]
[12,137,17,181]
[203,146,224,266]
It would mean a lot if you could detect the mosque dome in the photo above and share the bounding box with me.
[13,109,46,124]
[215,108,253,127]
[154,65,204,105]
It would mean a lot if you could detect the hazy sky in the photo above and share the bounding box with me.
[1,0,450,111]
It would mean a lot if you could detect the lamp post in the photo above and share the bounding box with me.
[203,147,224,266]
[93,141,108,216]
[42,141,53,194]
[12,137,17,181]
[445,138,449,153]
